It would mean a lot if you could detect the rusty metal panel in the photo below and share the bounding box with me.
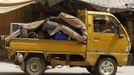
[81,0,134,8]
[80,0,134,13]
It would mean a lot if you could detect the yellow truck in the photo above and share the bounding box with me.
[8,10,133,75]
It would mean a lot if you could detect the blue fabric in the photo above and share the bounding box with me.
[54,31,69,40]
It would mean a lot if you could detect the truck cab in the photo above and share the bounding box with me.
[9,10,132,75]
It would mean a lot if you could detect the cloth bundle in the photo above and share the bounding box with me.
[42,12,87,42]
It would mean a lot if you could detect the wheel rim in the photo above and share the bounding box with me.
[99,61,114,75]
[30,60,41,73]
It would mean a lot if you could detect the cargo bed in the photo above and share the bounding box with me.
[10,38,86,53]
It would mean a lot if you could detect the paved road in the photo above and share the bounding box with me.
[0,62,133,75]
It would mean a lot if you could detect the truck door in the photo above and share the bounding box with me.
[91,15,129,53]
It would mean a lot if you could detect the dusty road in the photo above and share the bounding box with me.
[0,62,133,75]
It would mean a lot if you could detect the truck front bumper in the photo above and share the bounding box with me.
[127,53,133,65]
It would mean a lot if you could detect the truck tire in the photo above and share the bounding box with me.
[86,66,95,74]
[28,32,38,38]
[96,57,117,75]
[25,57,45,75]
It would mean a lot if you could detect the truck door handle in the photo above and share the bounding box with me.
[94,39,100,42]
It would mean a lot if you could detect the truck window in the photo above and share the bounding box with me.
[94,16,118,33]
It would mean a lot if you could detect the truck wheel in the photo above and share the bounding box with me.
[86,66,95,74]
[96,58,117,75]
[25,57,45,75]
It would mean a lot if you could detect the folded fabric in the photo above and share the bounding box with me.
[23,20,45,30]
[49,17,82,35]
[58,12,87,40]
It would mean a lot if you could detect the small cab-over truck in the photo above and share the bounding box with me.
[9,10,132,75]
